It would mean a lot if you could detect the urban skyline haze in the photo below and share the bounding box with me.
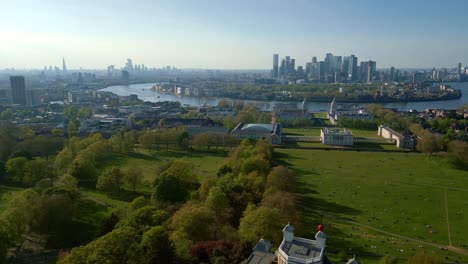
[1,0,468,70]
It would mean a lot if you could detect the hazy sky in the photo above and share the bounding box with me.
[1,0,468,69]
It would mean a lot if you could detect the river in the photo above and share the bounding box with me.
[100,82,468,112]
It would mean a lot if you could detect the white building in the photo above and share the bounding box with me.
[246,224,329,264]
[328,98,373,125]
[321,128,353,146]
[377,125,415,149]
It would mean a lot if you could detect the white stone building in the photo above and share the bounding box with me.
[246,224,329,264]
[321,128,353,146]
[328,98,373,125]
[377,125,415,149]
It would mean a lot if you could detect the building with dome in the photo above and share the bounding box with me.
[231,122,282,145]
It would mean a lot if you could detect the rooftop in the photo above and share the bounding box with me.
[280,238,322,260]
[241,123,274,132]
[322,127,353,135]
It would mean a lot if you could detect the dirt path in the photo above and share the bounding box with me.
[444,188,452,246]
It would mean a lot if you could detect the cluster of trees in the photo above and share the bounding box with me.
[55,132,136,185]
[58,139,297,264]
[222,104,272,130]
[138,128,189,151]
[0,174,109,261]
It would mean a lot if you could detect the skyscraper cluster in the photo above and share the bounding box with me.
[271,53,377,84]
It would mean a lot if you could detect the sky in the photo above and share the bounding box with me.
[1,0,468,70]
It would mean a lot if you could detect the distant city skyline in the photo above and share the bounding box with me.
[1,0,468,69]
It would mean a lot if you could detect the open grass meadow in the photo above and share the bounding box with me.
[0,185,24,213]
[275,148,468,263]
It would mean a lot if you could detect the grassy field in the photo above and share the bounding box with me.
[275,149,468,263]
[0,185,24,213]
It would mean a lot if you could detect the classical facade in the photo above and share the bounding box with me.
[231,123,282,145]
[377,125,415,149]
[246,224,329,264]
[328,98,373,125]
[321,128,353,146]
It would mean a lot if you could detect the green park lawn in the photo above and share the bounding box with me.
[275,149,468,263]
[0,185,24,213]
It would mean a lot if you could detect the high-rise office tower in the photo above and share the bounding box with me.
[390,67,396,81]
[342,56,350,78]
[10,76,27,105]
[272,54,279,79]
[62,57,67,73]
[324,53,334,74]
[290,59,296,74]
[312,57,317,63]
[279,59,286,78]
[366,61,376,83]
[125,59,134,71]
[348,55,358,81]
[457,62,462,75]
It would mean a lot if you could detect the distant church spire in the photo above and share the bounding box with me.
[62,57,67,73]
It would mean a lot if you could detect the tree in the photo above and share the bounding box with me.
[171,203,217,242]
[55,147,73,173]
[116,206,169,231]
[125,167,143,193]
[24,159,54,186]
[205,187,229,215]
[129,196,149,211]
[447,140,468,170]
[77,107,92,118]
[416,131,441,155]
[5,157,28,184]
[68,121,78,137]
[0,109,13,120]
[97,167,124,193]
[58,227,140,264]
[54,174,79,189]
[30,192,79,248]
[265,166,295,193]
[139,226,176,264]
[238,206,286,246]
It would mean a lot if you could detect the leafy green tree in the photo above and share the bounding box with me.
[5,157,28,184]
[238,206,287,246]
[447,140,468,170]
[30,192,79,248]
[77,107,93,118]
[116,206,168,231]
[139,226,176,264]
[125,167,143,193]
[171,203,217,242]
[205,186,229,215]
[416,131,441,155]
[265,166,295,193]
[97,167,124,193]
[55,147,73,173]
[0,108,13,120]
[58,227,141,264]
[129,196,149,211]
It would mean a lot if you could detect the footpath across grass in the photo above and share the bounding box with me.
[276,149,468,263]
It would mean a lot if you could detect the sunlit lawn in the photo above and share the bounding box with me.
[276,148,468,263]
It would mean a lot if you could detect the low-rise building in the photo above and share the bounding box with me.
[377,125,415,149]
[231,123,282,145]
[246,224,329,264]
[328,98,373,125]
[320,128,353,146]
